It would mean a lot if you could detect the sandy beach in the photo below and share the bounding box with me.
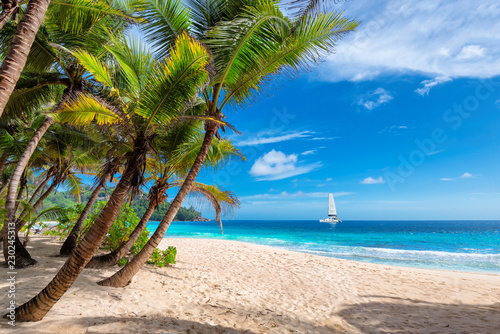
[1,236,499,333]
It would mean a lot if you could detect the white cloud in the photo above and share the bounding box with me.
[301,150,317,156]
[379,124,410,135]
[456,45,485,60]
[317,1,500,82]
[237,131,311,147]
[310,136,340,140]
[358,88,393,110]
[326,177,333,182]
[415,76,452,95]
[440,172,476,181]
[249,150,321,181]
[360,176,385,184]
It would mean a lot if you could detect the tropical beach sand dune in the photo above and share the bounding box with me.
[1,236,499,333]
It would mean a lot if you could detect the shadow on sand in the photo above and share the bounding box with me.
[336,295,500,334]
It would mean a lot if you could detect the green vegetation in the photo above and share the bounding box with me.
[42,185,203,222]
[146,247,177,268]
[46,201,176,267]
[0,0,356,321]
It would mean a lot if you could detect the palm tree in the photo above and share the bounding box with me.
[17,202,67,245]
[3,124,98,267]
[0,0,51,116]
[14,32,211,322]
[59,157,122,255]
[13,0,357,321]
[15,125,99,232]
[1,114,54,267]
[97,0,358,287]
[0,0,18,31]
[0,0,137,117]
[86,126,243,268]
[1,4,132,265]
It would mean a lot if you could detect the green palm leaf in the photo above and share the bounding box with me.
[71,49,116,91]
[56,94,123,126]
[220,11,358,108]
[49,0,138,34]
[137,0,192,58]
[136,32,210,128]
[64,174,83,202]
[204,2,289,106]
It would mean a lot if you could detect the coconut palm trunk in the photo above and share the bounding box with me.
[14,138,148,321]
[0,0,51,117]
[8,177,59,260]
[16,178,58,232]
[2,116,54,267]
[0,0,18,31]
[98,123,219,287]
[86,199,158,268]
[28,170,54,205]
[59,179,105,256]
[14,168,133,321]
[14,172,26,212]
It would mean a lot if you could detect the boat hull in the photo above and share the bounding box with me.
[319,218,341,223]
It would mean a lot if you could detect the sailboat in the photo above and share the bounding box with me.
[319,193,341,223]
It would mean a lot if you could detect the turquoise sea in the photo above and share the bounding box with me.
[146,220,500,274]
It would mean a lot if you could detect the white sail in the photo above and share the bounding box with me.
[328,193,337,216]
[320,192,341,223]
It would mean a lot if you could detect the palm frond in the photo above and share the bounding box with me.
[4,73,67,117]
[190,182,240,233]
[282,0,347,17]
[170,131,244,175]
[63,174,83,202]
[136,0,192,58]
[56,94,124,125]
[136,32,210,129]
[104,34,154,97]
[48,0,138,34]
[34,205,68,223]
[187,0,263,37]
[72,49,116,91]
[220,11,358,109]
[205,1,290,104]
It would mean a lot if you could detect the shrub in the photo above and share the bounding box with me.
[42,199,176,268]
[146,246,177,268]
[44,204,85,239]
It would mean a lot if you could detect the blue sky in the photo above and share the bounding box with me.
[192,0,500,220]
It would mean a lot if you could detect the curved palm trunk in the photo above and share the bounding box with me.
[98,124,218,288]
[0,0,18,31]
[13,172,27,212]
[7,178,58,261]
[14,142,147,321]
[15,178,58,232]
[0,177,9,194]
[28,171,54,205]
[59,180,105,256]
[86,199,159,269]
[0,0,51,117]
[2,117,53,267]
[30,179,57,211]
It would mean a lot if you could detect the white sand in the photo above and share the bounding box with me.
[1,236,499,333]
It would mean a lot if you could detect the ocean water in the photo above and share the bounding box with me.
[146,220,500,274]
